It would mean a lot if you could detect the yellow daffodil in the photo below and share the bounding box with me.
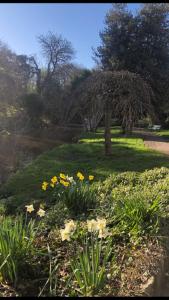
[25,204,34,213]
[51,176,57,184]
[79,175,84,181]
[60,228,71,241]
[60,179,69,187]
[37,208,45,217]
[60,173,66,180]
[42,181,48,191]
[89,175,94,181]
[77,172,84,180]
[96,218,106,231]
[65,220,76,233]
[50,183,55,188]
[87,219,98,232]
[60,179,65,185]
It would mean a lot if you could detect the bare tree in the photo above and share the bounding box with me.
[37,31,75,92]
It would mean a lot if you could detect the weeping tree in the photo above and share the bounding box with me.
[73,70,155,155]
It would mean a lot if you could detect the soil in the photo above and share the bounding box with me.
[133,128,169,156]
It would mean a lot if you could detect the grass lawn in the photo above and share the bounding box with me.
[2,127,169,210]
[156,129,169,139]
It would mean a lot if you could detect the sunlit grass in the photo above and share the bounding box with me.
[156,130,169,139]
[1,127,169,212]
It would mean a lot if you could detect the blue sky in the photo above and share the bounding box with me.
[0,3,141,69]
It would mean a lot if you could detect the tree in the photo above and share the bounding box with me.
[36,31,74,94]
[73,70,154,155]
[26,32,77,126]
[93,4,136,72]
[20,93,44,131]
[0,42,31,106]
[94,3,169,125]
[137,4,169,124]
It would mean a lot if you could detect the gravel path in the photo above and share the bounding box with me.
[133,129,169,156]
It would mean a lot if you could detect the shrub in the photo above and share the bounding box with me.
[96,168,169,242]
[112,193,160,240]
[101,172,139,196]
[139,167,169,186]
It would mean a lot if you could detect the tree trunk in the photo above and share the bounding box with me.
[121,123,126,134]
[104,100,112,156]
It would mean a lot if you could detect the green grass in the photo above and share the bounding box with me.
[1,127,169,211]
[156,129,169,139]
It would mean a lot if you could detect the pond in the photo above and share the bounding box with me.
[0,126,82,185]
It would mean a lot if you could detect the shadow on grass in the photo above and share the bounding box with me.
[2,130,169,208]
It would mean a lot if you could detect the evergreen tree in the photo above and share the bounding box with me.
[94,3,169,125]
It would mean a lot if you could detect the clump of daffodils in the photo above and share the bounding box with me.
[87,218,111,239]
[41,171,94,191]
[25,204,45,217]
[60,220,77,241]
[60,218,110,241]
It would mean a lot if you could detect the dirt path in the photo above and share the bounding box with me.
[133,129,169,156]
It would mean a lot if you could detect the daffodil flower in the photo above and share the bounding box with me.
[77,172,84,180]
[37,208,45,217]
[87,219,98,232]
[96,218,107,230]
[51,176,57,184]
[25,204,35,213]
[60,173,66,180]
[65,220,76,233]
[98,228,110,239]
[42,181,48,191]
[60,179,69,187]
[89,175,94,181]
[60,228,71,241]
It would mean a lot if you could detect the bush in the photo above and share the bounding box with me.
[112,193,160,240]
[139,167,169,185]
[101,172,139,196]
[96,168,169,242]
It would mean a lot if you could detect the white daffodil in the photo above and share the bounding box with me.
[87,219,98,232]
[98,228,110,239]
[96,218,107,231]
[65,220,76,233]
[60,228,71,241]
[25,204,35,213]
[37,208,45,217]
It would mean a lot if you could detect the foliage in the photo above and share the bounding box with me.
[0,214,37,285]
[38,244,59,297]
[59,218,112,296]
[97,167,169,242]
[20,93,44,131]
[94,3,169,125]
[42,172,97,216]
[139,167,169,185]
[43,201,70,229]
[2,128,169,213]
[74,69,154,156]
